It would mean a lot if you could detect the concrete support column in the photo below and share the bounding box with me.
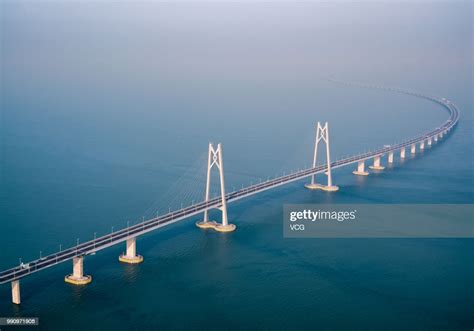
[73,257,83,278]
[12,280,20,305]
[434,135,438,142]
[420,140,425,150]
[411,144,416,154]
[126,238,136,257]
[353,160,369,176]
[428,137,432,146]
[400,147,406,159]
[369,155,385,170]
[388,151,394,164]
[65,256,92,285]
[119,237,143,264]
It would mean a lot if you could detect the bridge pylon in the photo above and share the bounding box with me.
[305,122,339,191]
[196,143,236,232]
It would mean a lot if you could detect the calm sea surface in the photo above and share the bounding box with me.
[1,2,472,330]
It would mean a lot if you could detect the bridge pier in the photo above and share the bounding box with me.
[428,137,432,146]
[305,122,339,191]
[411,144,416,154]
[400,147,406,159]
[119,237,143,264]
[434,135,438,142]
[420,140,425,150]
[388,151,394,164]
[11,280,20,305]
[65,256,92,285]
[196,143,236,232]
[353,161,369,176]
[369,155,385,170]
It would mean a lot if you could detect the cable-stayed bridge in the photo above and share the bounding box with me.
[0,83,460,304]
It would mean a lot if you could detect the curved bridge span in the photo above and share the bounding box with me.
[0,82,459,304]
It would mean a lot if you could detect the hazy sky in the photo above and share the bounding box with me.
[2,1,472,87]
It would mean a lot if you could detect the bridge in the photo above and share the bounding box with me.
[0,82,460,304]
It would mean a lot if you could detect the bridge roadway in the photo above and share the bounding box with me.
[0,85,459,285]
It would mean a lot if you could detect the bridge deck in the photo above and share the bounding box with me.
[0,85,459,285]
